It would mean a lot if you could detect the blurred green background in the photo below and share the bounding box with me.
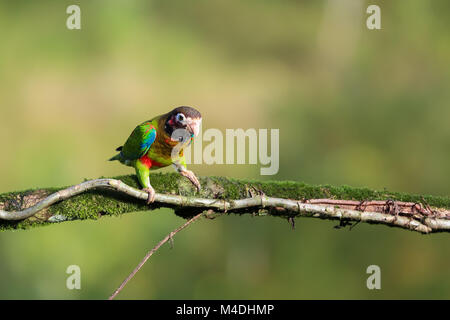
[0,0,449,299]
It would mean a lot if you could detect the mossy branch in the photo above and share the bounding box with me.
[0,173,449,233]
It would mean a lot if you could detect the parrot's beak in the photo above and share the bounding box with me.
[187,119,201,137]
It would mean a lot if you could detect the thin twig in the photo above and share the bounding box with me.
[108,212,203,300]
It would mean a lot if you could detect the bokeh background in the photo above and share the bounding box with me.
[0,0,449,299]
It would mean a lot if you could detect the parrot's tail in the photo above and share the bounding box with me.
[108,154,121,161]
[109,146,123,161]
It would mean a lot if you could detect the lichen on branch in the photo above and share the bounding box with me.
[0,173,449,233]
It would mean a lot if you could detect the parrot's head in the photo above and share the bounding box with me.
[165,106,202,138]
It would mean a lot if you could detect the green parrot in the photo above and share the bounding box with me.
[109,106,202,203]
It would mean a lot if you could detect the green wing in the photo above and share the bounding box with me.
[120,121,157,160]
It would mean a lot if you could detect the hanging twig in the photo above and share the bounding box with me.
[108,212,203,300]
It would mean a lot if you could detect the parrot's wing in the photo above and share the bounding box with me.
[120,122,157,160]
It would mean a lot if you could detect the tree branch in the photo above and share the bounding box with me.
[0,173,449,233]
[108,212,203,300]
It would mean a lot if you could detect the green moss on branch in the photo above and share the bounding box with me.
[0,173,449,232]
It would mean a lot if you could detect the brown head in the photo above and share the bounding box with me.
[164,106,202,138]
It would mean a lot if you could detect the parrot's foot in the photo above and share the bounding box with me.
[180,170,201,192]
[143,187,156,204]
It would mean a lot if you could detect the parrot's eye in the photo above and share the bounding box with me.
[176,113,186,123]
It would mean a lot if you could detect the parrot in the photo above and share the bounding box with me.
[109,106,202,204]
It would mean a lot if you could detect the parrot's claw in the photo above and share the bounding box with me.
[143,187,156,204]
[180,170,201,192]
